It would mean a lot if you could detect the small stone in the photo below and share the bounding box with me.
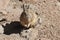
[0,10,8,15]
[21,28,38,40]
[56,2,60,6]
[0,25,4,34]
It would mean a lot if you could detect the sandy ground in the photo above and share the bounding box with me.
[0,0,60,40]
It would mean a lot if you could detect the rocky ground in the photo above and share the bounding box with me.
[0,0,60,40]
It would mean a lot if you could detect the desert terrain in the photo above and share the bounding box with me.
[0,0,60,40]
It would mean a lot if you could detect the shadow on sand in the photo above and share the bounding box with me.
[2,21,29,35]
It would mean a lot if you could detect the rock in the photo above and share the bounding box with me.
[21,28,38,40]
[0,25,4,34]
